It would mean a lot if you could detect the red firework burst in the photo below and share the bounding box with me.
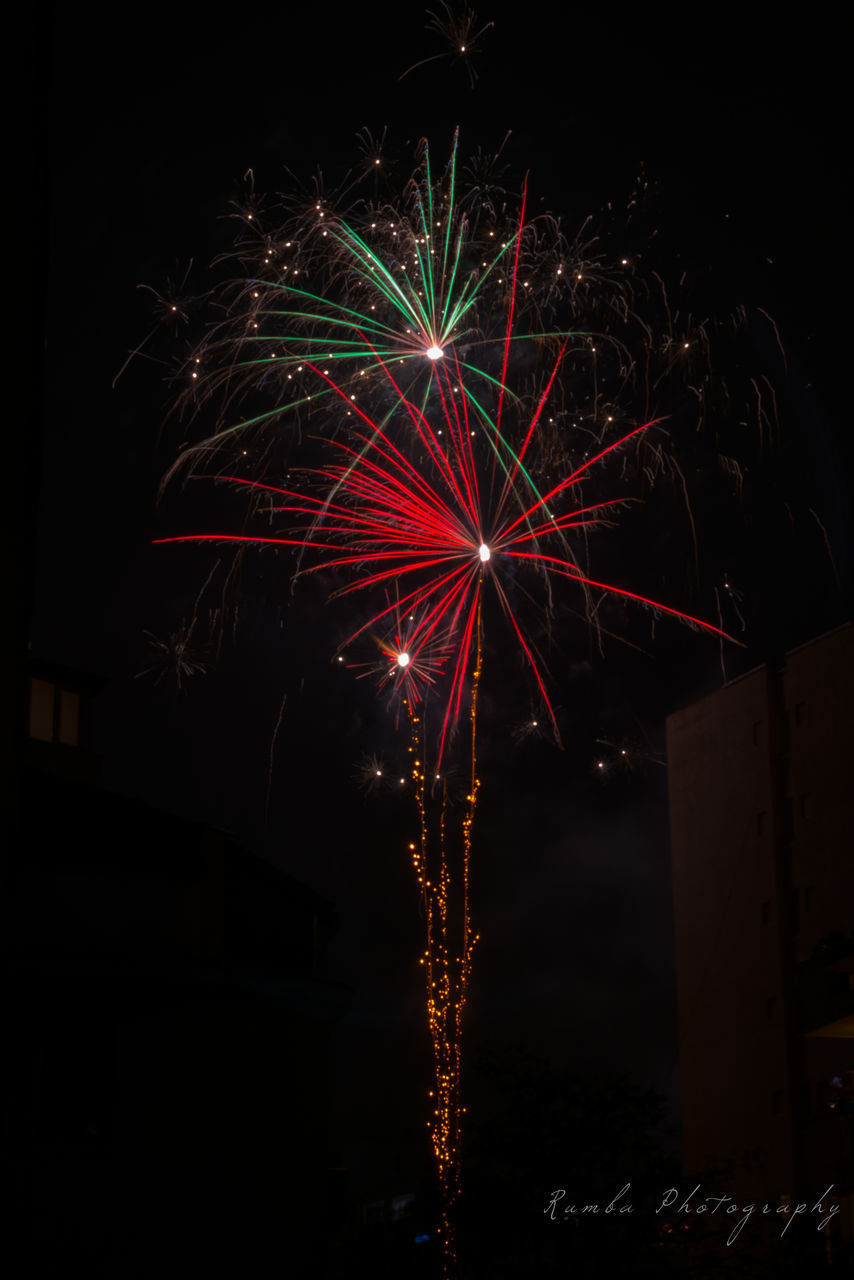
[156,335,730,767]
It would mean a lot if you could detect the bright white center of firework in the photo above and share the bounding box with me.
[479,544,491,562]
[426,345,444,361]
[397,652,411,668]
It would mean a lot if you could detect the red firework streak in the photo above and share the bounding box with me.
[156,341,730,767]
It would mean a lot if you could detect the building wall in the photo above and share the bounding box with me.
[784,626,854,964]
[667,664,795,1199]
[667,624,853,1222]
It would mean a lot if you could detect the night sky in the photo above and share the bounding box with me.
[25,0,851,1226]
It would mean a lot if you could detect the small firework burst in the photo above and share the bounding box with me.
[400,3,495,88]
[137,623,208,692]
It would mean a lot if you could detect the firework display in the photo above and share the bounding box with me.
[160,136,736,1276]
[167,134,585,484]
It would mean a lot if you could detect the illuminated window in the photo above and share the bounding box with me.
[29,678,55,741]
[59,690,80,746]
[28,678,81,746]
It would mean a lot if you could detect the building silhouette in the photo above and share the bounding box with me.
[667,623,853,1268]
[4,659,351,1277]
